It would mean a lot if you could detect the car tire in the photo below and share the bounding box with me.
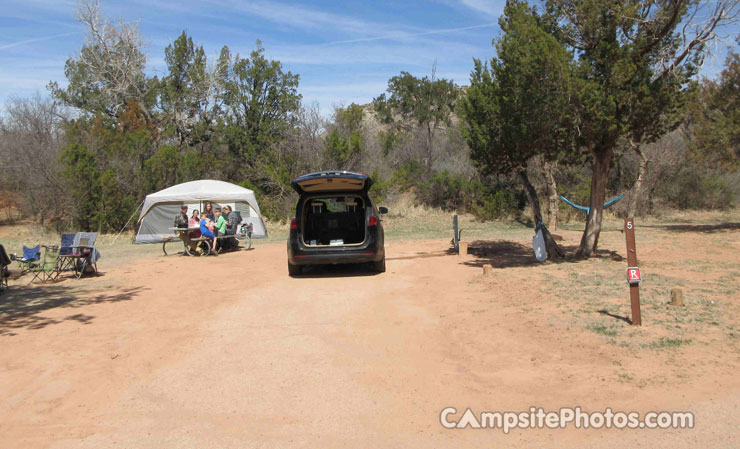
[288,263,302,276]
[373,257,386,273]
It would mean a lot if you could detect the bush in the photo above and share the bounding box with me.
[410,170,525,218]
[415,171,485,212]
[472,189,521,221]
[391,159,426,191]
[369,169,391,204]
[657,170,734,210]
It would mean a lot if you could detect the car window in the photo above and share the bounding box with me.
[308,196,363,213]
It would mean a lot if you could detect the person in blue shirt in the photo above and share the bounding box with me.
[199,213,216,252]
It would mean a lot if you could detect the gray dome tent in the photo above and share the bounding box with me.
[134,180,268,244]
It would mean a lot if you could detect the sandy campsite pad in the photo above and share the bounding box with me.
[1,228,738,448]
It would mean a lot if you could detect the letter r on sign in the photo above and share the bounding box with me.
[627,267,641,283]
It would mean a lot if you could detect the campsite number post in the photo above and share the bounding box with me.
[624,218,642,326]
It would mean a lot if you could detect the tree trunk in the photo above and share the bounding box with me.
[425,122,433,170]
[576,146,614,258]
[627,142,648,218]
[519,169,564,260]
[543,159,559,231]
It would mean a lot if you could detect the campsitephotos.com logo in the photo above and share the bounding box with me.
[440,407,694,433]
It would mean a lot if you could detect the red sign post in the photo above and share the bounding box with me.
[624,218,642,326]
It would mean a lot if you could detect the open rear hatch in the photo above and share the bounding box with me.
[291,171,372,195]
[302,195,366,246]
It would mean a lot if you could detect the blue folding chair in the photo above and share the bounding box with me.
[57,233,77,272]
[11,245,41,273]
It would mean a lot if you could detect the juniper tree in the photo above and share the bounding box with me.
[546,0,740,257]
[459,0,576,259]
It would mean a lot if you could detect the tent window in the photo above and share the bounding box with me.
[235,202,252,217]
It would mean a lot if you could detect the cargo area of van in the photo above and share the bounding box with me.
[301,196,366,246]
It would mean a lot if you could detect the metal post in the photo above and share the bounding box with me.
[452,215,459,253]
[624,218,642,326]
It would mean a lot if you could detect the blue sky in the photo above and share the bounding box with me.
[1,0,738,117]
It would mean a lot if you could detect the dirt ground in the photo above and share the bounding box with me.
[0,220,738,448]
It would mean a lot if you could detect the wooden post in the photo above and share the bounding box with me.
[624,218,642,326]
[458,241,468,257]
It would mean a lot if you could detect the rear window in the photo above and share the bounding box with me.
[306,196,364,213]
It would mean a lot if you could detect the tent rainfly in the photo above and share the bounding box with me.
[134,180,268,244]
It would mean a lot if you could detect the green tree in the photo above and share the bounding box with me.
[217,41,302,172]
[687,38,740,171]
[373,69,458,170]
[325,103,364,170]
[96,168,136,232]
[546,0,737,257]
[60,142,101,230]
[459,0,575,259]
[159,31,212,147]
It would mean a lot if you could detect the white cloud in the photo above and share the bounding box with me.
[204,0,399,37]
[459,0,504,17]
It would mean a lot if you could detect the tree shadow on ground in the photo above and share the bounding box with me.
[0,285,147,336]
[645,223,740,233]
[464,240,540,268]
[463,240,624,269]
[387,250,454,261]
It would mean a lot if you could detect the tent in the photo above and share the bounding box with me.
[134,180,268,244]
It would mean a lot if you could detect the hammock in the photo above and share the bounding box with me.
[560,194,624,214]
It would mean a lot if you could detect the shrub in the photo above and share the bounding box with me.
[369,169,391,204]
[391,159,426,191]
[657,170,734,210]
[472,189,521,221]
[415,171,484,212]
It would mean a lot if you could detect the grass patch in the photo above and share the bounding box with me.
[587,323,620,337]
[645,338,693,350]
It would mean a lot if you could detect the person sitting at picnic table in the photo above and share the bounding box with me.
[224,206,239,233]
[199,212,216,249]
[222,205,239,251]
[174,205,197,254]
[189,210,199,226]
[174,205,189,229]
[213,208,228,251]
[203,202,215,222]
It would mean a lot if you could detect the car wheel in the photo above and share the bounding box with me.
[288,263,302,276]
[373,257,386,273]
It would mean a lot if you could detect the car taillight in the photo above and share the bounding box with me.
[369,216,378,226]
[290,218,297,229]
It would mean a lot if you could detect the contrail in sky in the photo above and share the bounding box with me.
[324,23,497,46]
[0,32,78,51]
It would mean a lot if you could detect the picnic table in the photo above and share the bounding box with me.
[163,225,252,257]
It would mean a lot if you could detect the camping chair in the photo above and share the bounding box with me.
[72,232,99,279]
[11,245,41,273]
[29,245,61,283]
[0,244,10,293]
[57,233,78,272]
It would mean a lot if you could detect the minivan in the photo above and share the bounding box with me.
[287,171,387,275]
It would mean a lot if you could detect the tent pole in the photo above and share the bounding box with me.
[111,200,144,245]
